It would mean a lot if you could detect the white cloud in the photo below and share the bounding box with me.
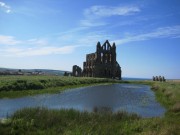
[0,34,79,57]
[27,38,48,46]
[84,5,140,18]
[77,32,114,46]
[4,48,23,54]
[20,46,76,56]
[80,19,107,27]
[57,29,114,47]
[0,1,11,13]
[0,31,112,57]
[114,25,180,45]
[0,35,22,45]
[2,46,76,57]
[81,5,140,28]
[2,24,179,57]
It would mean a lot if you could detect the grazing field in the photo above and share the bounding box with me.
[0,76,179,134]
[0,75,122,98]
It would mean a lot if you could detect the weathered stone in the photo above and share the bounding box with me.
[82,40,121,79]
[72,65,82,77]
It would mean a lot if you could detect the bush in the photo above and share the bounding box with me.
[26,81,44,90]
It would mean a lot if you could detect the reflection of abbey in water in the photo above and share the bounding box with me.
[72,40,122,80]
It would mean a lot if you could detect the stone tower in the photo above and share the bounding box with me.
[82,40,121,79]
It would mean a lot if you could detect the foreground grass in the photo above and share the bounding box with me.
[127,80,180,134]
[0,77,179,134]
[0,108,141,135]
[0,75,123,98]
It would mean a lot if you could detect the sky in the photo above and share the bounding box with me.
[0,0,180,79]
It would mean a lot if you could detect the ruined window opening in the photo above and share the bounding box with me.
[106,43,108,49]
[103,45,106,50]
[101,53,103,62]
[75,71,78,76]
[101,53,103,57]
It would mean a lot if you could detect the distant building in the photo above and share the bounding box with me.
[72,40,122,79]
[72,65,82,77]
[152,76,166,82]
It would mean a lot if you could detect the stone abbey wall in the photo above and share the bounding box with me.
[72,65,82,77]
[72,40,122,79]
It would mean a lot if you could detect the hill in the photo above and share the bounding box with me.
[0,67,68,76]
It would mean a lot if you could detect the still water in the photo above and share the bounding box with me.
[0,84,166,118]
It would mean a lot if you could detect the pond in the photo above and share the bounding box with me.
[0,84,166,118]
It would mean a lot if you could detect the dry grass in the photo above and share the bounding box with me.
[171,102,180,112]
[167,79,180,82]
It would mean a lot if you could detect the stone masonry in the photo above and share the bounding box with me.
[72,40,122,79]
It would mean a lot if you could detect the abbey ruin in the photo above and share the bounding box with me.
[72,40,122,79]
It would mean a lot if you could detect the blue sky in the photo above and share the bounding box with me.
[0,0,180,79]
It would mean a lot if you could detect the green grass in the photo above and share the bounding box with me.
[0,75,124,98]
[128,80,180,111]
[0,107,141,135]
[0,77,179,134]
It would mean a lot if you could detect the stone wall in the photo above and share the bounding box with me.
[71,40,122,79]
[72,65,82,77]
[83,40,121,79]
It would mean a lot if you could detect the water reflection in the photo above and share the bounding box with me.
[0,84,166,118]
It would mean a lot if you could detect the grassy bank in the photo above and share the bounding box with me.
[0,108,141,135]
[0,77,179,134]
[128,80,180,112]
[0,75,122,98]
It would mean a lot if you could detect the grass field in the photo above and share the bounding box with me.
[0,76,179,134]
[0,75,123,98]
